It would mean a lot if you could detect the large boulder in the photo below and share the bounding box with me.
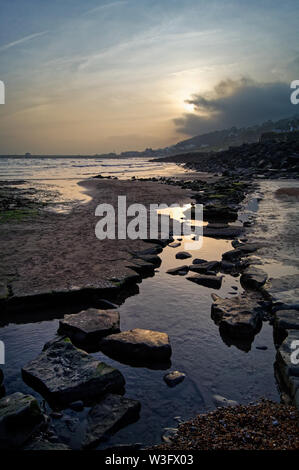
[58,309,120,348]
[187,274,223,289]
[211,293,263,338]
[82,394,141,449]
[240,266,268,290]
[22,337,125,407]
[0,392,45,449]
[99,328,172,362]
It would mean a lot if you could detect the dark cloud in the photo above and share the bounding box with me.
[174,78,296,136]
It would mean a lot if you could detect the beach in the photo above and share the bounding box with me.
[0,155,298,449]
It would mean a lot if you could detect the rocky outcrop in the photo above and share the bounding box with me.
[22,337,125,407]
[82,394,141,449]
[240,266,268,290]
[99,328,172,362]
[203,205,238,223]
[164,371,186,387]
[58,308,120,348]
[187,274,223,289]
[211,293,263,339]
[0,392,45,449]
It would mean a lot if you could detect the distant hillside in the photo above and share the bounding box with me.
[170,115,299,153]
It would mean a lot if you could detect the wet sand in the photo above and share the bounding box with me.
[0,177,193,310]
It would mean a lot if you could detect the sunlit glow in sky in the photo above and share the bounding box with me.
[0,0,298,154]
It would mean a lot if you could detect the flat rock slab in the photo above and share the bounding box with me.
[0,392,44,449]
[166,266,189,276]
[240,266,268,289]
[189,261,220,274]
[203,226,243,239]
[58,309,120,345]
[211,293,263,338]
[275,310,299,332]
[164,371,186,387]
[187,274,223,289]
[22,337,125,407]
[82,394,141,449]
[99,328,172,362]
[264,275,299,307]
[276,330,299,390]
[175,251,192,259]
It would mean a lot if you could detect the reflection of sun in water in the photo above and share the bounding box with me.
[183,101,195,112]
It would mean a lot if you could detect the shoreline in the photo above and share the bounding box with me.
[0,165,299,450]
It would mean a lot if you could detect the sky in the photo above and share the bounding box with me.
[0,0,298,154]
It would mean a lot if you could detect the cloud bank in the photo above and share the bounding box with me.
[174,78,296,136]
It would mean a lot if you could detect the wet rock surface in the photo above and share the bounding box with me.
[189,261,220,274]
[0,392,45,449]
[240,266,268,290]
[211,293,263,338]
[187,273,223,289]
[175,251,192,260]
[99,328,172,362]
[164,371,186,387]
[274,309,299,333]
[166,266,189,276]
[0,178,191,313]
[82,394,141,448]
[22,337,125,407]
[58,308,120,348]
